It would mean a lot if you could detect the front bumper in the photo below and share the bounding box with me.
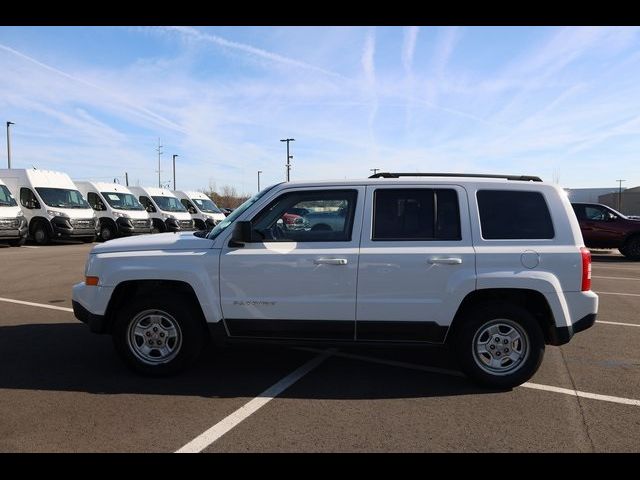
[72,282,114,334]
[51,217,98,238]
[0,217,28,240]
[165,218,196,232]
[115,217,152,236]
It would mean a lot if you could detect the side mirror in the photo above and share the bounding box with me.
[229,220,253,247]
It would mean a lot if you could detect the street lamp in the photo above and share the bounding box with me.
[172,154,179,191]
[616,179,626,212]
[257,170,262,192]
[6,121,14,169]
[280,138,295,181]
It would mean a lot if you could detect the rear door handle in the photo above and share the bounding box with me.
[314,258,348,265]
[428,257,462,265]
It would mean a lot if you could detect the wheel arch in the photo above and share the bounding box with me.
[446,288,557,345]
[103,280,208,334]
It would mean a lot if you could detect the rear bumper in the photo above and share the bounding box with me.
[550,313,597,345]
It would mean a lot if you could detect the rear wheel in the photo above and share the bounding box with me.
[453,302,545,389]
[112,294,207,376]
[620,236,640,260]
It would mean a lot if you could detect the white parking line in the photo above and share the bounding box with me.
[592,275,640,281]
[0,296,73,312]
[597,320,640,327]
[21,246,40,249]
[175,349,335,453]
[596,291,640,297]
[299,348,640,408]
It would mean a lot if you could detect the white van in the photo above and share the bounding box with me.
[0,178,28,246]
[0,168,97,245]
[128,186,195,233]
[75,181,152,241]
[173,190,225,231]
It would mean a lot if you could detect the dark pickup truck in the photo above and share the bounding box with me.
[571,202,640,260]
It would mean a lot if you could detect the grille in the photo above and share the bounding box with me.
[0,218,19,230]
[132,219,150,229]
[178,220,193,229]
[70,218,96,229]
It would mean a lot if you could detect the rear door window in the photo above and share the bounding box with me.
[372,188,461,241]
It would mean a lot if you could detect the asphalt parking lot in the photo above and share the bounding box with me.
[0,242,638,452]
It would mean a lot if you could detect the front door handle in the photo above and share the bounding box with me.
[314,258,348,266]
[428,257,462,265]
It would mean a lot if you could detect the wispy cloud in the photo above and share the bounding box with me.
[402,26,419,74]
[159,26,346,80]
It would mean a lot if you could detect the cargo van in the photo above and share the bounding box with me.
[0,178,28,246]
[128,186,195,233]
[0,168,97,245]
[75,181,152,241]
[173,190,225,231]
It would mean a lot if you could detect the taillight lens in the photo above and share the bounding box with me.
[581,247,591,291]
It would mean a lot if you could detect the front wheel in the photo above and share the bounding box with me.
[32,222,51,245]
[112,294,207,376]
[452,303,545,389]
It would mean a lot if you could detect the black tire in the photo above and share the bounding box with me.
[619,236,640,260]
[32,221,51,245]
[8,237,26,247]
[100,223,116,242]
[112,293,207,376]
[452,302,545,389]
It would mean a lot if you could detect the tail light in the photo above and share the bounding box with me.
[581,247,591,291]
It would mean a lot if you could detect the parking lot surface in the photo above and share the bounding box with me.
[0,243,638,452]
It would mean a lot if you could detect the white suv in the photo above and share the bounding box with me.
[72,173,598,388]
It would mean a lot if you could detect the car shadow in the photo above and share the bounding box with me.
[0,323,501,399]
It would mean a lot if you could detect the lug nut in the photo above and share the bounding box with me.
[145,332,151,336]
[504,348,509,353]
[160,332,165,338]
[495,338,500,343]
[490,345,495,350]
[503,339,508,344]
[496,352,501,357]
[153,327,158,332]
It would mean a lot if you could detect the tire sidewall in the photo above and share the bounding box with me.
[620,236,640,260]
[101,224,115,241]
[453,302,545,389]
[112,294,206,376]
[33,221,50,245]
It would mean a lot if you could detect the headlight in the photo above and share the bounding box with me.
[47,210,68,218]
[113,212,129,219]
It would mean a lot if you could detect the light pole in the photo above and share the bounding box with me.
[172,154,179,191]
[6,121,14,169]
[257,170,262,192]
[616,179,626,212]
[280,138,295,181]
[156,138,163,188]
[370,168,380,176]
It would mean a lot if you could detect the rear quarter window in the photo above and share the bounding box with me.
[477,190,554,240]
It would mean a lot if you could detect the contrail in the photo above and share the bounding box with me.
[162,26,347,80]
[0,43,185,133]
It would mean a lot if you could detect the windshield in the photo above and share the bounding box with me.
[207,184,280,240]
[0,185,18,207]
[604,205,628,219]
[193,197,222,213]
[152,196,187,212]
[102,192,145,211]
[35,188,90,209]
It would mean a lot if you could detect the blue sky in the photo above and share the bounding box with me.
[1,26,639,194]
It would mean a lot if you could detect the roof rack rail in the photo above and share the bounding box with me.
[368,172,543,182]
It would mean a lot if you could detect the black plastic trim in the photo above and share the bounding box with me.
[357,320,448,343]
[225,318,354,340]
[549,313,597,346]
[72,300,108,334]
[369,172,542,182]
